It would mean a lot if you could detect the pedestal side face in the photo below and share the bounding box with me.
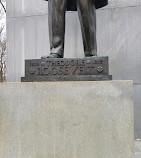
[0,81,134,158]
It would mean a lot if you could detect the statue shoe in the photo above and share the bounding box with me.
[41,53,63,59]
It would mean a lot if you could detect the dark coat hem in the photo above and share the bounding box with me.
[45,0,108,11]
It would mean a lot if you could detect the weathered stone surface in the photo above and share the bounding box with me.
[0,81,134,158]
[134,84,141,138]
[135,140,141,158]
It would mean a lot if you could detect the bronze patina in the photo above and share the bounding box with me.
[21,57,112,82]
[42,0,108,58]
[21,0,112,82]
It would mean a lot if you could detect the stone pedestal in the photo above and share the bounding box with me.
[0,81,134,158]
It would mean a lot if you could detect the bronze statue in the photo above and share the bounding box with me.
[42,0,108,58]
[22,0,112,81]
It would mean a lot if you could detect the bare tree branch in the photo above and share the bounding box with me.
[0,0,6,82]
[0,0,6,13]
[0,26,4,34]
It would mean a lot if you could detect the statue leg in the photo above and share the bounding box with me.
[42,0,66,59]
[77,0,97,57]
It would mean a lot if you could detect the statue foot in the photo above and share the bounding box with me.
[41,53,63,59]
[85,52,97,57]
[85,55,97,58]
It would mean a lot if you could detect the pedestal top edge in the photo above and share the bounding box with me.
[0,80,133,85]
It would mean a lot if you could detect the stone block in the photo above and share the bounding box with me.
[134,84,141,139]
[0,81,134,158]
